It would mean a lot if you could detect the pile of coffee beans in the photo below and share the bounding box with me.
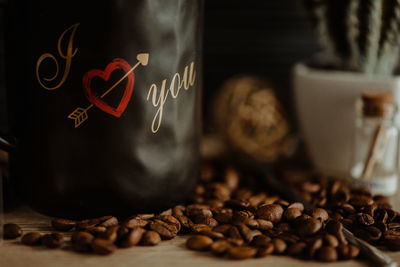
[281,170,400,251]
[6,164,397,262]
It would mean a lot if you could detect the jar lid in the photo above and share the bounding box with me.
[361,91,394,117]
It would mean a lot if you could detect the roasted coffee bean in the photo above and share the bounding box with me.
[98,216,118,227]
[256,243,274,258]
[297,218,322,237]
[3,223,22,239]
[73,231,95,252]
[213,208,233,223]
[387,209,397,222]
[337,244,360,259]
[227,246,257,260]
[198,230,224,240]
[362,204,377,217]
[21,232,42,246]
[275,199,289,208]
[123,217,149,228]
[186,235,213,251]
[374,209,388,224]
[99,225,119,243]
[210,240,232,256]
[302,182,320,193]
[248,193,267,208]
[287,242,307,256]
[51,218,76,231]
[186,205,213,218]
[117,226,130,242]
[157,215,182,232]
[349,196,373,207]
[251,235,272,247]
[42,233,64,248]
[191,224,212,233]
[149,220,179,239]
[255,219,273,230]
[193,215,218,227]
[228,226,242,239]
[365,226,382,242]
[278,233,300,245]
[225,199,250,210]
[307,237,323,258]
[245,219,259,228]
[357,213,374,226]
[119,227,145,248]
[316,246,338,262]
[232,210,254,224]
[272,238,287,254]
[92,238,117,255]
[224,167,240,191]
[208,183,231,201]
[225,238,245,246]
[309,208,329,222]
[284,208,302,221]
[141,231,161,246]
[237,224,261,243]
[325,220,346,243]
[159,208,173,216]
[256,204,284,223]
[324,234,339,247]
[287,202,304,211]
[385,235,400,251]
[213,224,231,235]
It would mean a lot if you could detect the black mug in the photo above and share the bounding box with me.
[1,0,203,218]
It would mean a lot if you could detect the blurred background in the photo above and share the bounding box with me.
[0,0,320,135]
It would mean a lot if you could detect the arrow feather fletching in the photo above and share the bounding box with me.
[68,107,88,128]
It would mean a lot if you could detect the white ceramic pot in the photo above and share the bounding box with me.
[293,63,400,177]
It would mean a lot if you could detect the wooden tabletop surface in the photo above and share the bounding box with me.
[1,200,400,267]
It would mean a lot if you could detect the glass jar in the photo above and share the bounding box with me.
[350,91,399,196]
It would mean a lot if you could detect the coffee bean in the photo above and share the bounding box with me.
[159,208,173,216]
[149,220,179,239]
[349,196,373,207]
[232,210,254,224]
[287,242,307,256]
[213,208,233,223]
[186,235,213,251]
[297,218,322,237]
[99,225,119,243]
[255,219,274,230]
[51,218,76,231]
[248,193,267,208]
[87,226,107,236]
[213,224,231,235]
[307,237,323,258]
[92,238,117,255]
[228,226,242,239]
[256,243,274,258]
[186,205,213,218]
[365,226,382,242]
[357,213,374,226]
[73,231,95,252]
[193,215,218,227]
[316,246,338,262]
[3,223,22,239]
[309,208,329,222]
[224,167,240,191]
[256,204,284,223]
[225,199,250,210]
[287,202,304,211]
[278,233,300,245]
[123,217,148,228]
[227,246,257,260]
[191,224,212,233]
[237,224,261,243]
[42,233,64,248]
[324,234,339,247]
[249,234,270,246]
[302,182,320,193]
[225,238,244,246]
[119,227,145,248]
[141,231,161,246]
[21,232,42,246]
[337,244,360,259]
[210,240,232,256]
[272,238,287,254]
[284,208,302,221]
[198,230,224,240]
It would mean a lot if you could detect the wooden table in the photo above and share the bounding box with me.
[1,205,400,267]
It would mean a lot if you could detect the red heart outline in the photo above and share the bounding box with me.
[83,58,134,118]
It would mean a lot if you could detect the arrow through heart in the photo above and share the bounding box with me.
[68,53,149,128]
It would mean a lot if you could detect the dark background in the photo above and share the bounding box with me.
[0,0,320,134]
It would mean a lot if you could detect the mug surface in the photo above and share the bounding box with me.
[6,0,203,218]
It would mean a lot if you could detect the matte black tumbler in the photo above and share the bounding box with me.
[3,0,203,218]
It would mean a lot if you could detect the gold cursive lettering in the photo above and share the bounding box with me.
[147,62,196,133]
[36,23,79,90]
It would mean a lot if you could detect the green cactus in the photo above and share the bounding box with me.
[304,0,400,76]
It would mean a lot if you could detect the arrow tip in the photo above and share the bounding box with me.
[137,53,149,66]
